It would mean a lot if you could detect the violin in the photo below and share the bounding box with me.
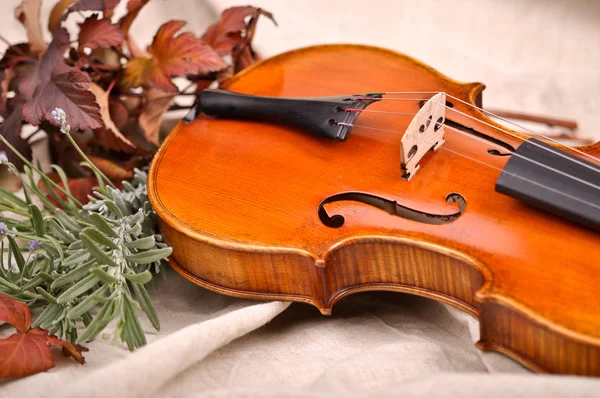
[147,44,600,376]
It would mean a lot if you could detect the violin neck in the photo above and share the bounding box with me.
[495,138,600,232]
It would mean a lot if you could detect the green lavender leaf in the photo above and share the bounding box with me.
[81,227,118,249]
[124,235,155,250]
[47,219,76,244]
[56,274,100,304]
[7,236,25,272]
[90,265,118,283]
[124,270,152,285]
[88,212,118,237]
[81,234,119,267]
[29,204,45,236]
[124,248,172,265]
[131,282,160,330]
[56,208,83,234]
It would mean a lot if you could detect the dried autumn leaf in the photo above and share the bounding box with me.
[48,0,76,33]
[78,14,124,52]
[108,98,129,128]
[41,173,97,206]
[0,101,32,171]
[202,6,276,56]
[120,0,150,38]
[89,83,136,153]
[0,43,32,70]
[70,0,121,12]
[88,155,134,180]
[0,164,22,193]
[122,57,153,88]
[0,69,14,116]
[49,0,121,34]
[230,11,268,73]
[123,20,226,92]
[22,29,102,131]
[139,88,175,146]
[0,294,87,378]
[0,295,31,333]
[14,0,48,57]
[119,0,150,58]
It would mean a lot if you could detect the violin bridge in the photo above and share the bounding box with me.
[400,92,447,180]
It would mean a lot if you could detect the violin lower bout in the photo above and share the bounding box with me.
[159,219,600,376]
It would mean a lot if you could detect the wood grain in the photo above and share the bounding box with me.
[148,44,600,376]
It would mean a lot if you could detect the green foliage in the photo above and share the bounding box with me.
[0,161,171,351]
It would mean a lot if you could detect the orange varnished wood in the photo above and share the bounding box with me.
[148,44,600,376]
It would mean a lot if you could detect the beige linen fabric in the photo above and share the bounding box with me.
[1,0,600,396]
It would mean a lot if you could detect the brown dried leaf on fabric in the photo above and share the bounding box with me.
[0,101,32,171]
[14,0,48,57]
[0,294,88,378]
[89,83,136,153]
[0,295,31,334]
[139,88,175,146]
[123,20,226,92]
[21,29,102,131]
[202,6,276,56]
[0,328,88,378]
[78,14,124,52]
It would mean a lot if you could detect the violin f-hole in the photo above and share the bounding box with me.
[318,192,466,228]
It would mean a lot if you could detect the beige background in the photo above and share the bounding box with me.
[1,0,600,397]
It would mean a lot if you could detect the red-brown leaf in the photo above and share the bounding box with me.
[0,101,32,171]
[70,0,121,12]
[78,14,124,52]
[14,0,48,57]
[0,295,31,333]
[88,155,134,181]
[0,328,87,378]
[0,69,13,116]
[49,0,121,35]
[119,0,150,38]
[24,63,103,131]
[48,0,77,33]
[139,88,175,146]
[0,44,33,70]
[0,294,87,378]
[124,20,226,92]
[89,83,136,153]
[22,30,102,131]
[39,173,97,206]
[202,6,276,56]
[108,98,128,128]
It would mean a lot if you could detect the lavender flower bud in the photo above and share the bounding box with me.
[27,240,39,252]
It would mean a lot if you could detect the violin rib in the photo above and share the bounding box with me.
[148,44,600,376]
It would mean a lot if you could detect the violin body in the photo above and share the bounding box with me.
[147,44,600,375]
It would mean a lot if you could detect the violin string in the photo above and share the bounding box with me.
[380,91,599,163]
[350,94,600,176]
[336,121,600,210]
[338,119,598,190]
[342,114,600,192]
